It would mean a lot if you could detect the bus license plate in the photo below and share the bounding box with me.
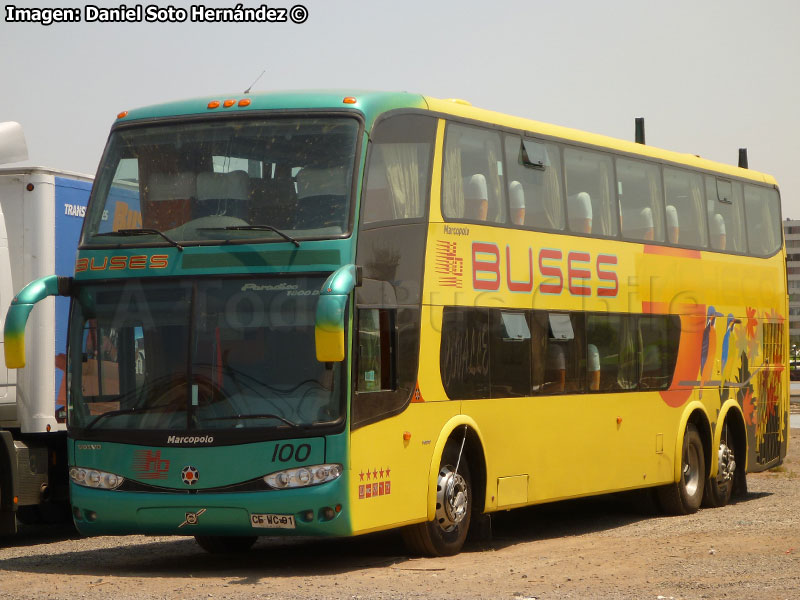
[250,513,296,529]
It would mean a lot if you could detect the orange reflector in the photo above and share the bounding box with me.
[223,99,236,108]
[238,98,251,107]
[403,431,411,441]
[117,111,128,119]
[335,504,342,513]
[343,97,357,104]
[26,183,34,192]
[13,496,18,504]
[46,424,51,432]
[207,101,220,109]
[617,416,623,425]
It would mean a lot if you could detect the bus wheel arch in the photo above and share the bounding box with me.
[401,420,487,556]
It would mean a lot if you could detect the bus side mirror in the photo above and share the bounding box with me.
[315,264,360,363]
[4,275,73,368]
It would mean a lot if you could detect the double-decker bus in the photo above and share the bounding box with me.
[4,91,788,556]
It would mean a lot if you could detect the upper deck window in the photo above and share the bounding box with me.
[502,135,564,230]
[442,123,506,224]
[616,158,665,243]
[705,176,746,253]
[664,167,708,248]
[82,117,360,247]
[563,147,617,237]
[361,114,436,224]
[744,184,782,257]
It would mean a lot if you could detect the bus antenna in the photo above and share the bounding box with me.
[244,70,266,95]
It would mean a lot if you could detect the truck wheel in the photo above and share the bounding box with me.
[402,443,472,556]
[657,424,705,515]
[194,535,257,554]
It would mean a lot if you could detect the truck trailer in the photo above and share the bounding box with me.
[0,122,92,535]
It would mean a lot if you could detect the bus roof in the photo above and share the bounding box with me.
[115,90,776,187]
[116,90,427,128]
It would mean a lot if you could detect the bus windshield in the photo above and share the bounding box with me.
[67,276,343,438]
[81,116,360,246]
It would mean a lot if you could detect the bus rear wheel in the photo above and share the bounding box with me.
[657,424,705,515]
[194,535,257,554]
[402,444,472,557]
[702,422,736,508]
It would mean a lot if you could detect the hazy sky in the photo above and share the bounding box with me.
[2,0,798,217]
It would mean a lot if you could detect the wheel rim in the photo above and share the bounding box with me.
[683,441,701,496]
[435,465,468,532]
[716,441,736,485]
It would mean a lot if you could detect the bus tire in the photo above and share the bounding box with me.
[657,424,705,515]
[702,422,736,508]
[194,535,257,554]
[401,443,472,557]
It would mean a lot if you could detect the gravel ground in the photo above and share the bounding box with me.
[1,428,799,600]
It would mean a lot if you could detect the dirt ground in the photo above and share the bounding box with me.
[1,429,799,600]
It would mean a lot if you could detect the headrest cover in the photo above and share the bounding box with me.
[465,174,488,200]
[509,181,524,209]
[711,213,726,235]
[149,172,197,202]
[546,344,565,371]
[626,206,654,229]
[568,192,592,219]
[296,166,348,198]
[196,170,249,201]
[587,344,600,372]
[666,205,678,229]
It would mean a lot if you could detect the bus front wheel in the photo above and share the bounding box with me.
[194,535,257,554]
[402,444,472,557]
[657,423,705,515]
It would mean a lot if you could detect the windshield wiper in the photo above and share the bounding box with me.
[94,228,184,251]
[84,405,172,430]
[197,225,300,247]
[204,413,300,427]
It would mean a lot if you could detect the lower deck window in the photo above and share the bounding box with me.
[440,307,679,400]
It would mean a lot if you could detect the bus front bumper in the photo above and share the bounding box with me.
[70,477,351,537]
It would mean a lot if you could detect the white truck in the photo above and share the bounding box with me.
[0,122,92,535]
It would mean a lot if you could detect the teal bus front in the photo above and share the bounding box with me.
[66,108,366,538]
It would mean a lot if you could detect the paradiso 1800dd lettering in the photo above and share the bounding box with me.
[472,242,618,297]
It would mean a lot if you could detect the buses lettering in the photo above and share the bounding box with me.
[471,242,618,298]
[75,254,170,273]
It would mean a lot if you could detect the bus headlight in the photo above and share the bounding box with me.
[264,464,342,489]
[69,467,125,490]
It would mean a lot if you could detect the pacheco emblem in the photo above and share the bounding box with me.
[181,465,199,485]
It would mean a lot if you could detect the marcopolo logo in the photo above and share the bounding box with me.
[167,435,214,445]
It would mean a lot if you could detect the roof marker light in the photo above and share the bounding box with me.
[343,97,357,104]
[238,98,251,107]
[223,99,236,108]
[208,101,220,109]
[117,111,129,119]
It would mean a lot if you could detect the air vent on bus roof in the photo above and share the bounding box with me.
[445,99,472,106]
